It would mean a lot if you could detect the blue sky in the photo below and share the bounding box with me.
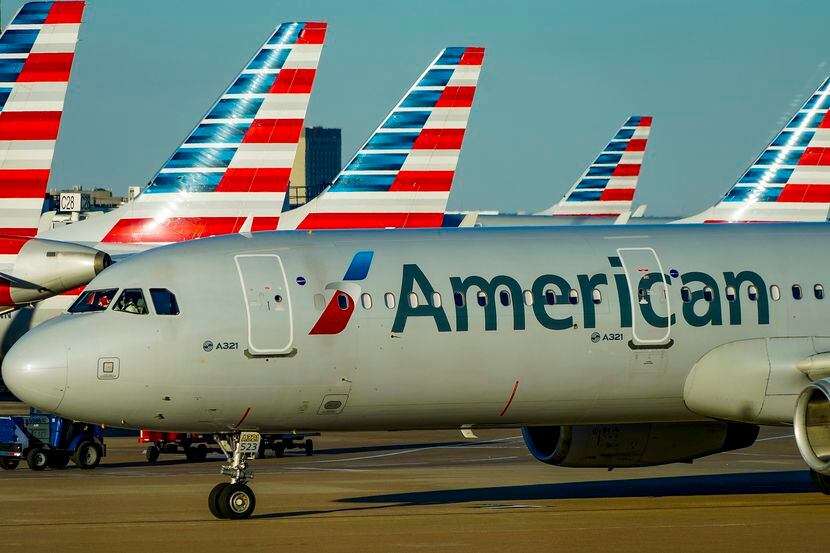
[8,0,830,216]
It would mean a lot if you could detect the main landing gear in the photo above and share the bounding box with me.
[209,432,261,519]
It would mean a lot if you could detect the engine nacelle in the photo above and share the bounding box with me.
[522,422,759,468]
[794,378,830,475]
[1,238,111,307]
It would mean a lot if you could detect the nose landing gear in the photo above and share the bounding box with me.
[209,431,261,519]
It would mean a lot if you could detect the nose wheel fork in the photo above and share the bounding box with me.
[209,432,260,519]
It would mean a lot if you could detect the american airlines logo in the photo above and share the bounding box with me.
[309,251,374,335]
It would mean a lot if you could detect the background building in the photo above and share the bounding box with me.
[289,127,342,208]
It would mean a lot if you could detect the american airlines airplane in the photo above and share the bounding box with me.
[7,222,830,519]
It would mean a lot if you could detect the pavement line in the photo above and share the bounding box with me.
[315,436,522,463]
[756,434,795,442]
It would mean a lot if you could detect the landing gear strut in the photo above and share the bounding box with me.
[209,432,260,519]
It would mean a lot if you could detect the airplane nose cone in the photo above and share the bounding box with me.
[2,332,67,412]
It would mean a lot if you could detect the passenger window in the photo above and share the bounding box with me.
[384,292,396,309]
[499,290,510,306]
[569,289,579,305]
[314,293,326,310]
[545,289,556,305]
[69,288,118,313]
[725,286,736,302]
[770,285,781,301]
[113,289,149,315]
[523,290,533,306]
[432,292,442,308]
[477,291,487,307]
[149,288,179,315]
[592,289,602,305]
[638,288,647,304]
[361,293,372,310]
[680,286,691,303]
[453,291,465,307]
[408,292,419,308]
[337,292,349,310]
[816,284,825,300]
[748,285,758,301]
[793,284,803,300]
[703,287,714,302]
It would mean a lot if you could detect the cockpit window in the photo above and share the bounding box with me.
[150,288,180,315]
[112,289,149,315]
[69,288,118,313]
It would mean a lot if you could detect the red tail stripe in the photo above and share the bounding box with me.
[0,284,12,307]
[625,139,647,152]
[101,217,245,243]
[297,22,327,45]
[0,111,62,140]
[242,118,303,143]
[0,169,50,198]
[459,47,485,66]
[0,228,36,238]
[639,116,653,127]
[798,147,830,166]
[270,68,316,94]
[819,112,830,129]
[45,1,85,24]
[390,171,454,192]
[251,217,280,232]
[296,212,445,230]
[612,164,641,177]
[412,128,465,150]
[216,168,290,193]
[777,184,830,203]
[599,188,635,202]
[18,53,74,83]
[0,235,30,254]
[435,86,476,108]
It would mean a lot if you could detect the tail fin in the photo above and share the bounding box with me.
[47,22,325,245]
[684,76,830,223]
[539,116,651,218]
[278,46,484,230]
[0,1,84,239]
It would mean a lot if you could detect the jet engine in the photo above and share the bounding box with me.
[0,237,111,308]
[522,422,759,468]
[794,378,830,475]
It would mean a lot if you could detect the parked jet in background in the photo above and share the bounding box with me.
[0,2,110,311]
[9,222,830,518]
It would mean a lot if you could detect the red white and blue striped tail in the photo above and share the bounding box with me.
[684,76,830,223]
[278,46,484,230]
[540,116,651,218]
[0,1,83,246]
[46,22,325,246]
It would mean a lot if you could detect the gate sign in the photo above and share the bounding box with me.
[59,193,90,213]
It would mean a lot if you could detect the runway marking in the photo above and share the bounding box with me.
[756,434,794,442]
[499,380,519,416]
[315,436,522,464]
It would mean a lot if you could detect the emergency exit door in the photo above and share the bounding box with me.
[235,254,293,355]
[616,247,672,346]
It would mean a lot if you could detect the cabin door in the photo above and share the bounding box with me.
[234,254,293,355]
[616,247,673,346]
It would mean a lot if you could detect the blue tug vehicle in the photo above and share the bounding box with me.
[0,408,105,470]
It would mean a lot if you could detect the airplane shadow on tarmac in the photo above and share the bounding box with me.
[252,470,817,519]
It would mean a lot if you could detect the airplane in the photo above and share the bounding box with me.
[7,221,830,519]
[0,1,112,312]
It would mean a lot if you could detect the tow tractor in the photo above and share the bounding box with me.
[141,431,319,463]
[0,408,105,470]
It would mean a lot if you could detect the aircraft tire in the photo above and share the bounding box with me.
[274,445,284,458]
[145,445,160,463]
[1,457,19,470]
[209,483,230,519]
[184,447,198,462]
[195,444,208,462]
[305,439,313,456]
[218,483,256,520]
[26,448,48,471]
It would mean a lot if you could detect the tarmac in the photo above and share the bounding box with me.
[0,406,826,552]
